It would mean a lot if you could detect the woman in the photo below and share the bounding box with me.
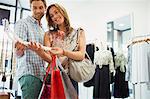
[28,3,86,93]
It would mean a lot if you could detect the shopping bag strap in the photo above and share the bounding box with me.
[51,55,57,69]
[56,56,65,71]
[43,55,56,83]
[43,64,50,83]
[38,55,57,99]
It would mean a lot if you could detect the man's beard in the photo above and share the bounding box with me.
[34,13,44,20]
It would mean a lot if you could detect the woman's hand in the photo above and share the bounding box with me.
[50,47,64,56]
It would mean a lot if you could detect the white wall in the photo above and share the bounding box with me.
[1,0,149,98]
[52,1,149,99]
[54,1,150,99]
[148,0,150,33]
[52,0,148,42]
[0,1,148,45]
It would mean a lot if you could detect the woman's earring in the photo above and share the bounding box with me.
[50,26,54,31]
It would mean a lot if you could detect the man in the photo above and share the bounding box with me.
[14,0,47,98]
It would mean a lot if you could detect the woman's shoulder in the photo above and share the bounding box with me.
[45,31,55,36]
[77,27,84,31]
[77,27,84,35]
[44,31,53,39]
[70,27,84,35]
[72,27,84,32]
[45,31,50,34]
[76,27,85,37]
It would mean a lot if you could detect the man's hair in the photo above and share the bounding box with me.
[30,0,47,8]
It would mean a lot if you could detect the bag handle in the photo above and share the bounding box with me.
[43,55,56,83]
[56,56,65,71]
[85,51,92,62]
[72,28,81,51]
[38,55,56,99]
[75,28,93,63]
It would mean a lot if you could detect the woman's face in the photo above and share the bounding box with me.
[49,6,65,25]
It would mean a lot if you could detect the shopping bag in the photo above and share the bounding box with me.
[69,28,96,82]
[56,58,78,99]
[40,83,51,99]
[38,64,51,99]
[51,56,66,99]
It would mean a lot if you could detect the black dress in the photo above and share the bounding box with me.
[83,43,95,87]
[86,43,95,63]
[93,65,111,99]
[113,66,129,98]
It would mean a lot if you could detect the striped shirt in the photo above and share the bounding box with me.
[14,16,45,81]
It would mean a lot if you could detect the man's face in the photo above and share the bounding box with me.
[31,1,46,20]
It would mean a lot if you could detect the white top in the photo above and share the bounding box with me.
[94,50,114,73]
[131,42,150,83]
[115,51,127,72]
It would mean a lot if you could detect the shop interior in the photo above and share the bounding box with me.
[0,0,150,99]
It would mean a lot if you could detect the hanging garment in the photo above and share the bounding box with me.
[115,50,127,73]
[107,47,115,83]
[86,43,95,63]
[131,42,150,83]
[148,50,150,81]
[84,48,115,88]
[107,47,115,67]
[93,65,111,99]
[114,67,129,98]
[94,50,114,73]
[126,46,132,81]
[92,49,114,99]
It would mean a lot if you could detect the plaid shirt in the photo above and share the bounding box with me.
[14,16,45,81]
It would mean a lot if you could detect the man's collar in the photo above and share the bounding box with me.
[28,16,37,24]
[27,16,43,27]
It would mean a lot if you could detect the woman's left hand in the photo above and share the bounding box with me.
[50,47,63,56]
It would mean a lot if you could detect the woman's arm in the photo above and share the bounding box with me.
[64,29,86,60]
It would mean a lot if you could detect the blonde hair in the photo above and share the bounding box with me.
[46,3,72,35]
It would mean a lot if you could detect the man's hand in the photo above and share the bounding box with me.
[15,41,26,57]
[27,41,43,52]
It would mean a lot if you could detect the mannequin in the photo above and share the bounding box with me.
[93,41,114,99]
[113,50,129,98]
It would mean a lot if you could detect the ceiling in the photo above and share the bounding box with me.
[0,0,144,30]
[0,0,148,10]
[107,14,131,32]
[113,15,131,31]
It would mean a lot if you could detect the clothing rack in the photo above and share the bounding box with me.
[128,34,150,99]
[127,35,150,47]
[133,34,150,39]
